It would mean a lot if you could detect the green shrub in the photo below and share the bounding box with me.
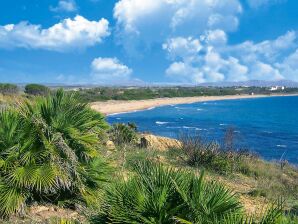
[0,83,18,95]
[24,83,50,96]
[0,90,110,217]
[93,162,285,224]
[178,133,252,174]
[109,123,138,146]
[97,162,243,223]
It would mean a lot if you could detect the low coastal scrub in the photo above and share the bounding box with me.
[0,83,19,95]
[172,132,298,202]
[178,132,250,174]
[0,90,298,223]
[24,84,50,96]
[109,122,138,146]
[74,86,298,103]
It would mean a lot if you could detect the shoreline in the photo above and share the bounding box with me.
[90,94,298,116]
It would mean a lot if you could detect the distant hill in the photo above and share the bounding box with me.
[14,80,298,88]
[199,80,298,88]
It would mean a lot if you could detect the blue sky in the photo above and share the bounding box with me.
[0,0,297,85]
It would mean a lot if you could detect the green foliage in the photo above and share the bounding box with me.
[97,162,244,223]
[93,162,286,224]
[24,84,50,96]
[74,86,298,103]
[179,133,249,174]
[0,83,19,95]
[109,123,138,146]
[0,90,110,217]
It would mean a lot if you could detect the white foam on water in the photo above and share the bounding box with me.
[156,121,170,125]
[263,131,273,134]
[166,126,182,129]
[183,126,197,129]
[108,106,156,116]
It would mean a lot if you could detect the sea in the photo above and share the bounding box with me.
[107,95,298,164]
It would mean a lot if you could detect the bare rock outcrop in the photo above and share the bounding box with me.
[140,134,182,151]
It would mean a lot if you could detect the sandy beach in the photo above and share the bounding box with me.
[90,94,297,115]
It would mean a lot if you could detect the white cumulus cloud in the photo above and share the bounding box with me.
[162,37,202,61]
[0,15,110,51]
[50,0,78,12]
[114,0,242,54]
[164,29,298,83]
[91,57,133,84]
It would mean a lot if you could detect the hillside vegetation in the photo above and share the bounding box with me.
[0,90,297,223]
[1,82,298,103]
[74,86,298,102]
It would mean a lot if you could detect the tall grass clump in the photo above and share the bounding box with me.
[178,132,253,174]
[0,90,110,217]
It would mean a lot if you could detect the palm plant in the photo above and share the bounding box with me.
[99,162,244,224]
[109,123,138,146]
[96,161,286,224]
[0,90,110,217]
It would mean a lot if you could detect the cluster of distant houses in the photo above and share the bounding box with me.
[269,86,285,91]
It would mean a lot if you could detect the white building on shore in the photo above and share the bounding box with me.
[269,86,285,91]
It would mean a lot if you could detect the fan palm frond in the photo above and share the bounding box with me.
[0,89,110,217]
[102,162,243,224]
[0,177,28,217]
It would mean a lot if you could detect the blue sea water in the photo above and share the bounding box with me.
[107,96,298,164]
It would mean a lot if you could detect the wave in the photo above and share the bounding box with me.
[175,106,190,110]
[109,106,156,116]
[202,102,217,105]
[277,145,287,148]
[263,131,273,134]
[183,126,197,129]
[165,126,206,131]
[156,121,170,125]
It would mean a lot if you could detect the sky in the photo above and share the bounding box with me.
[0,0,297,85]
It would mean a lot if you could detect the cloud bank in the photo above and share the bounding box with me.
[163,30,298,83]
[91,57,133,84]
[112,0,297,83]
[114,0,242,54]
[0,15,110,51]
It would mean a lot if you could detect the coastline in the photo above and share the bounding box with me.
[90,94,298,115]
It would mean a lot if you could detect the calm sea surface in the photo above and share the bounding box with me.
[108,96,298,164]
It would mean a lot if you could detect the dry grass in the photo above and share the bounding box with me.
[0,93,26,106]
